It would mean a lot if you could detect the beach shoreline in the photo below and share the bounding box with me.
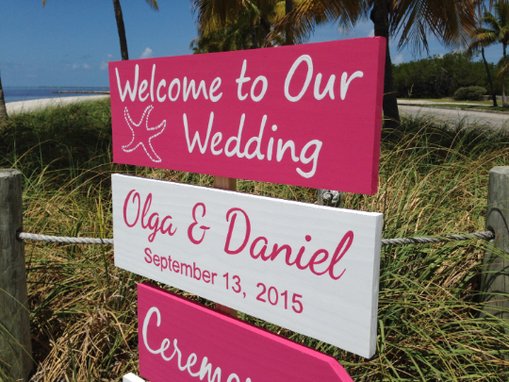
[5,94,109,115]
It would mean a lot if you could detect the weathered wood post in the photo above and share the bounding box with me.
[0,169,32,381]
[483,166,509,324]
[213,176,238,318]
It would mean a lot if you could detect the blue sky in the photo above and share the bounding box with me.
[0,1,503,87]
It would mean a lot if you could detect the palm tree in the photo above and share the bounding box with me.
[270,0,478,129]
[467,3,499,107]
[43,0,159,61]
[471,1,509,107]
[192,0,288,52]
[0,74,7,122]
[112,0,159,60]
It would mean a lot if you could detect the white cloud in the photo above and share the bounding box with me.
[367,29,375,38]
[140,47,153,59]
[72,62,92,70]
[393,53,404,65]
[100,54,114,70]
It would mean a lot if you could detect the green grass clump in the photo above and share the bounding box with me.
[1,101,508,381]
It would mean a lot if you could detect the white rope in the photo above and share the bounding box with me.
[17,230,494,247]
[381,231,494,246]
[18,232,113,245]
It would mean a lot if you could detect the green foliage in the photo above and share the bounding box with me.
[453,86,488,100]
[393,53,501,98]
[1,101,509,380]
[191,0,286,53]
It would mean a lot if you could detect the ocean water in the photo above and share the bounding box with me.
[3,86,110,103]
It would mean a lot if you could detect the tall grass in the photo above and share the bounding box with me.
[1,102,508,381]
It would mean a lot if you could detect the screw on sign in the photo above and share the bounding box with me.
[134,282,354,382]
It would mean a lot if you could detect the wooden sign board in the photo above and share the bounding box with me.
[112,174,383,357]
[137,282,354,382]
[109,38,386,194]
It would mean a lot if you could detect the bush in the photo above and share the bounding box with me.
[393,53,499,99]
[453,86,487,101]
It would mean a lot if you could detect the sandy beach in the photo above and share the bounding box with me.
[5,94,109,115]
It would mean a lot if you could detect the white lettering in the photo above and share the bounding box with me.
[210,77,223,102]
[276,139,299,162]
[169,78,181,101]
[115,64,139,102]
[284,55,313,102]
[211,132,224,156]
[297,139,322,178]
[150,64,156,102]
[183,112,214,154]
[314,73,335,100]
[236,60,250,101]
[157,79,167,102]
[340,71,363,100]
[141,306,252,381]
[225,114,246,158]
[250,76,268,102]
[139,79,149,102]
[183,77,209,101]
[243,115,267,160]
[181,113,321,178]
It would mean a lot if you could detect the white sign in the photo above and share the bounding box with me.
[112,174,383,358]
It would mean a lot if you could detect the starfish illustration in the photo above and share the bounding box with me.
[122,105,166,163]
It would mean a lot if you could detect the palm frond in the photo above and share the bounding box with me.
[393,0,477,54]
[144,0,159,11]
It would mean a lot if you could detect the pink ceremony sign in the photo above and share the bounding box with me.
[109,38,386,194]
[138,282,354,382]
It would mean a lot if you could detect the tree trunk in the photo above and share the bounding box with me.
[260,16,271,47]
[370,0,401,130]
[482,47,498,107]
[0,74,7,123]
[503,44,508,107]
[252,26,259,49]
[113,0,129,60]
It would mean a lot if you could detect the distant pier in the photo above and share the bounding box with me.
[53,90,110,94]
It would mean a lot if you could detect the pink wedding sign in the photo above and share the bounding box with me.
[109,38,386,194]
[138,282,354,382]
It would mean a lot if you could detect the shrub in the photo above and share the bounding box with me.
[453,86,487,101]
[393,53,499,99]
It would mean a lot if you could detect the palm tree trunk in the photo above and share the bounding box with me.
[482,47,498,107]
[0,74,7,123]
[260,16,271,47]
[113,0,129,60]
[502,44,508,107]
[371,0,401,130]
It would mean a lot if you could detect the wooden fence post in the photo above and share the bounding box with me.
[0,169,32,381]
[483,166,509,324]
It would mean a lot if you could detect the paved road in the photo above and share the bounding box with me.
[398,104,509,130]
